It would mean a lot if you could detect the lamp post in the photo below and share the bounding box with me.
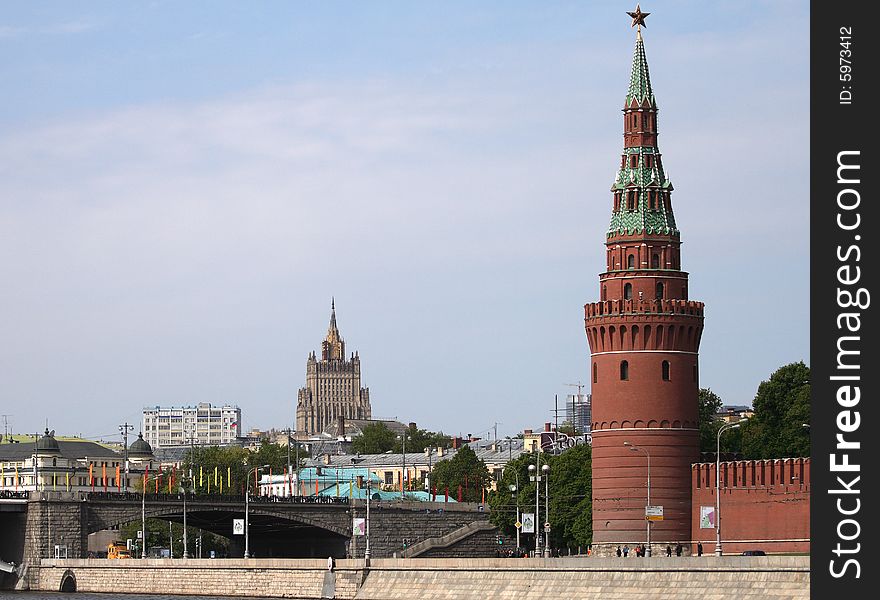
[624,441,651,557]
[181,474,190,559]
[509,471,520,550]
[140,472,159,559]
[244,464,270,559]
[364,475,372,564]
[398,431,408,498]
[542,463,550,557]
[715,421,743,556]
[528,454,542,557]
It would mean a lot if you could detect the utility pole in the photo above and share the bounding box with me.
[554,395,559,454]
[284,427,293,496]
[1,415,11,443]
[119,422,134,488]
[34,432,39,491]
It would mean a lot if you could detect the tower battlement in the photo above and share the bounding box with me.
[585,299,704,320]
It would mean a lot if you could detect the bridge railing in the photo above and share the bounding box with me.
[85,491,349,506]
[0,490,29,500]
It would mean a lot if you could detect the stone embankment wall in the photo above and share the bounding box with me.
[31,556,808,599]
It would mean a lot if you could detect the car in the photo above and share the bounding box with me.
[741,550,766,556]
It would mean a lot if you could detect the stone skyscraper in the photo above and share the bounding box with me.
[296,301,371,434]
[584,7,704,553]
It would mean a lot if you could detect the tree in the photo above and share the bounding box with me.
[545,444,592,551]
[430,445,490,503]
[698,388,723,453]
[488,444,593,551]
[350,422,397,454]
[392,423,451,454]
[740,361,811,459]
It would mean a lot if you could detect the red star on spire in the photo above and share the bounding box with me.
[627,4,650,32]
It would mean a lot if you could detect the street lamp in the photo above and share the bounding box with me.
[180,474,191,559]
[244,464,270,559]
[364,475,372,564]
[509,471,520,550]
[624,441,651,557]
[715,421,744,556]
[140,472,161,559]
[398,431,408,499]
[542,463,550,557]
[528,455,542,557]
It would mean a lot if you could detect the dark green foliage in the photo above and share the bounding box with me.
[393,423,451,453]
[180,442,297,495]
[350,422,397,454]
[698,388,724,453]
[489,444,592,550]
[430,445,490,503]
[741,362,811,459]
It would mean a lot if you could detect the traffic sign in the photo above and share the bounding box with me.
[233,518,245,535]
[544,522,551,532]
[514,521,522,529]
[645,506,664,521]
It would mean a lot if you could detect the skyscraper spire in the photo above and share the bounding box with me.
[323,298,344,361]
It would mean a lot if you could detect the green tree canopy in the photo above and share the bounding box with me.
[350,422,397,454]
[393,423,451,454]
[430,445,490,503]
[698,388,724,453]
[488,444,592,551]
[741,361,811,459]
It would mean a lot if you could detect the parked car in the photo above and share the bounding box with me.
[741,550,766,556]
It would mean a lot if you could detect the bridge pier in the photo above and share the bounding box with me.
[23,492,87,563]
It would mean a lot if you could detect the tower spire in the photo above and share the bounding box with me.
[323,298,344,361]
[585,5,704,554]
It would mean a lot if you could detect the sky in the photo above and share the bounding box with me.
[0,1,809,443]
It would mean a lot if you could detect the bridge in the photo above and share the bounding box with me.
[1,490,498,585]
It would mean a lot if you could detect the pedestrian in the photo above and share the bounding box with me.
[697,542,703,557]
[616,545,622,558]
[675,543,682,557]
[327,556,335,572]
[623,545,629,557]
[666,545,672,557]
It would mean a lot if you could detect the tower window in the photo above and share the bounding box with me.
[627,192,635,211]
[651,254,660,269]
[656,282,664,299]
[662,361,670,381]
[630,155,638,168]
[593,363,598,383]
[620,361,629,381]
[602,285,607,301]
[624,283,633,300]
[627,255,635,269]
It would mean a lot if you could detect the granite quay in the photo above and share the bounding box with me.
[24,556,809,599]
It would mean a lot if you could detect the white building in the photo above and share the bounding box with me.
[142,403,242,448]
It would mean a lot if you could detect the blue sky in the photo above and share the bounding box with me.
[0,1,809,441]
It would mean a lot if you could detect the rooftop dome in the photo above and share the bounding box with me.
[129,433,153,456]
[36,428,61,454]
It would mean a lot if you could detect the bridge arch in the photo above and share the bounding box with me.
[59,569,77,593]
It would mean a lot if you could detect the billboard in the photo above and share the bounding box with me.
[700,506,716,529]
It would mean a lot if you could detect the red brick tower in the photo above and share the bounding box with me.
[585,8,704,553]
